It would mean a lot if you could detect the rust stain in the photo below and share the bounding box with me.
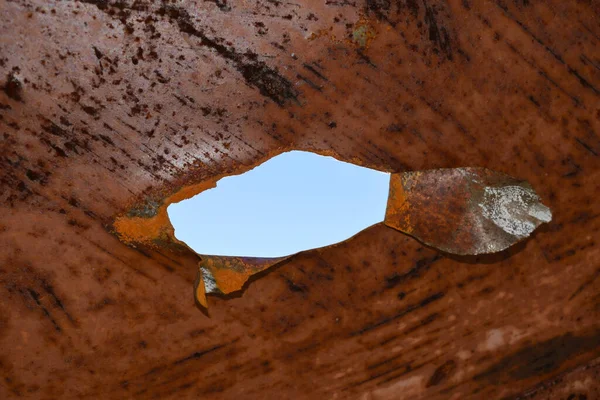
[1,0,599,397]
[307,27,335,42]
[385,168,553,255]
[197,256,289,305]
[114,160,553,308]
[385,173,414,235]
[112,179,220,245]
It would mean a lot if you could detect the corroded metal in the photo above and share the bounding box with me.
[194,166,553,307]
[195,255,289,307]
[385,168,552,255]
[1,0,599,398]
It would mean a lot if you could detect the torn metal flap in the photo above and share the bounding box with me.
[194,255,290,307]
[384,168,552,255]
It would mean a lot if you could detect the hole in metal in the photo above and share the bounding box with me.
[168,151,390,257]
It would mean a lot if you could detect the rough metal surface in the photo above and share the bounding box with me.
[197,255,289,307]
[1,0,599,399]
[385,168,552,255]
[514,356,600,399]
[198,166,552,306]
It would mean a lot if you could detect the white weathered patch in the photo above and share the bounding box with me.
[527,202,552,222]
[202,267,218,294]
[479,185,552,237]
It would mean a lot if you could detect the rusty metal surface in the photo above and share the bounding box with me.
[197,167,552,307]
[1,0,599,399]
[196,255,289,307]
[385,168,552,255]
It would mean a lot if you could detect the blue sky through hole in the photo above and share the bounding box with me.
[168,151,391,257]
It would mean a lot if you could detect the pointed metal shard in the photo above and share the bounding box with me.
[384,168,552,255]
[194,255,290,307]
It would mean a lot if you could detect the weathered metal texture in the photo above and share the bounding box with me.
[385,168,552,255]
[513,356,600,399]
[196,255,289,307]
[1,0,599,399]
[197,167,552,306]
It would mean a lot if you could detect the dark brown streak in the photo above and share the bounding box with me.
[152,248,185,267]
[474,330,600,382]
[380,312,440,346]
[130,247,176,272]
[172,94,188,106]
[367,353,405,370]
[569,267,600,301]
[385,255,442,289]
[575,138,599,157]
[398,81,476,142]
[83,237,158,282]
[158,5,299,107]
[172,343,228,365]
[27,288,62,332]
[505,42,581,107]
[579,20,600,42]
[297,74,322,92]
[494,2,600,96]
[351,292,445,336]
[378,357,439,385]
[426,360,457,387]
[422,0,453,59]
[230,132,267,156]
[580,54,600,73]
[303,63,329,81]
[356,49,377,68]
[347,362,412,388]
[41,280,76,324]
[526,94,556,122]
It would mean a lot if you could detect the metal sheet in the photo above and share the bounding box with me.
[385,168,552,255]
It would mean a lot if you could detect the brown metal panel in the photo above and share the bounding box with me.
[0,0,598,398]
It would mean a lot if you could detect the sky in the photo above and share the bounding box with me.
[168,151,391,258]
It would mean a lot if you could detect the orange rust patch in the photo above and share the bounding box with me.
[112,178,220,246]
[201,256,288,296]
[209,268,251,294]
[112,213,172,244]
[385,173,413,234]
[307,27,335,41]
